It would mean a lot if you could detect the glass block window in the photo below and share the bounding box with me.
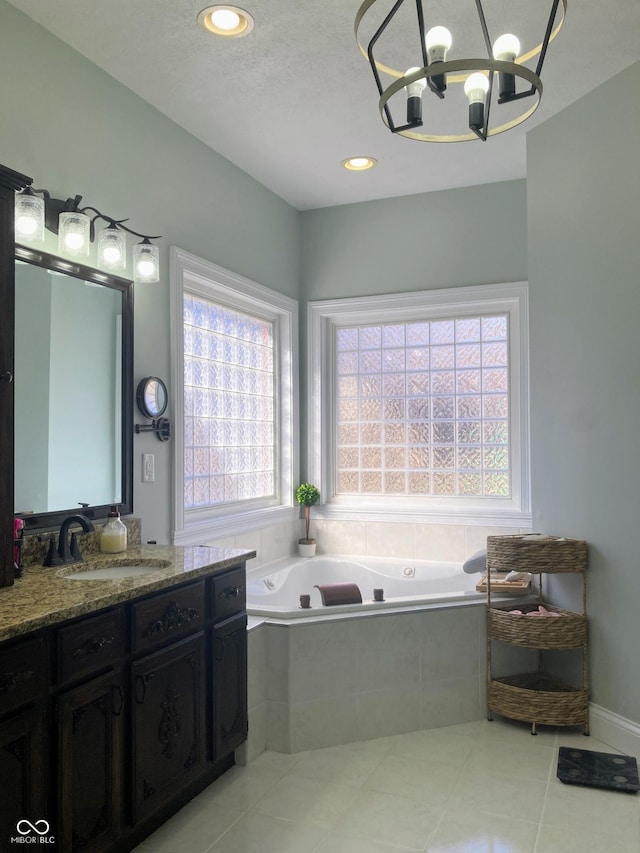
[183,293,276,509]
[335,314,510,498]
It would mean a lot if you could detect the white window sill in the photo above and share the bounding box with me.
[172,505,298,546]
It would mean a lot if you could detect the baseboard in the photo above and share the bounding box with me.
[589,703,640,758]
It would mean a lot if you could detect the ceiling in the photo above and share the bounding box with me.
[8,1,640,210]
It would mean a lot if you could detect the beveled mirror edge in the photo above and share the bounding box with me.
[15,244,134,532]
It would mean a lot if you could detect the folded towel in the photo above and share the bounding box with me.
[463,549,487,574]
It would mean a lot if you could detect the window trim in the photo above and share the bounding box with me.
[170,247,299,544]
[307,282,530,526]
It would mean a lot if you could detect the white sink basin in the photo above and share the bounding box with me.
[62,560,171,580]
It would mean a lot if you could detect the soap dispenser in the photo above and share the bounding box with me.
[100,506,127,554]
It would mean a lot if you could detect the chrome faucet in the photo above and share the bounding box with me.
[44,514,95,567]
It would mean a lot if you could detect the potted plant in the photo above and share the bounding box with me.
[296,483,320,557]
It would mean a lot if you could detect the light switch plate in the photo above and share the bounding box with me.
[142,453,155,483]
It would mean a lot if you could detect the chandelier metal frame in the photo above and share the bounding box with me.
[355,0,567,142]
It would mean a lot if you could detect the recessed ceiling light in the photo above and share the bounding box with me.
[197,5,254,38]
[341,156,378,172]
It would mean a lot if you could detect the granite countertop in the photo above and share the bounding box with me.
[0,544,256,643]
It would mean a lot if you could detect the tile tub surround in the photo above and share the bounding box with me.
[242,605,508,756]
[0,543,255,641]
[205,518,533,569]
[304,519,533,562]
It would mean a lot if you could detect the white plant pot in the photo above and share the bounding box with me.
[298,541,317,557]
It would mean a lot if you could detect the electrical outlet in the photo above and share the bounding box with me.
[142,453,155,483]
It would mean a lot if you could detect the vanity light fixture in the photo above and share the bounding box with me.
[341,156,378,171]
[197,5,254,38]
[14,185,161,282]
[354,0,566,142]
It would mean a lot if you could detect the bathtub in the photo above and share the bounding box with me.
[246,554,484,621]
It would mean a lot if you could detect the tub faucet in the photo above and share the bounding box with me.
[44,514,95,567]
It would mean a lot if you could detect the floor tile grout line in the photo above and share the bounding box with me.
[420,722,482,851]
[531,730,560,853]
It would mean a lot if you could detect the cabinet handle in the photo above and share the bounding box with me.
[0,670,33,693]
[214,637,225,661]
[71,635,115,658]
[219,585,243,600]
[112,684,124,716]
[135,672,155,704]
[0,371,12,383]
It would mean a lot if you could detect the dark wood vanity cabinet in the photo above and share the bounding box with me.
[0,632,48,842]
[212,614,248,760]
[0,704,47,845]
[131,634,207,823]
[0,564,248,853]
[58,669,124,852]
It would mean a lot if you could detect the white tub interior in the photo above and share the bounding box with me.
[246,554,482,619]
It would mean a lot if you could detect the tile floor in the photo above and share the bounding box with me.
[134,718,640,853]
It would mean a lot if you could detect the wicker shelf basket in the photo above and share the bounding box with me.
[488,604,586,649]
[487,535,587,574]
[488,672,588,728]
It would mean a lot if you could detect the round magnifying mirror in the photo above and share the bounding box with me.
[136,376,168,419]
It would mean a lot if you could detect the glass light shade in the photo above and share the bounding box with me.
[58,211,90,257]
[15,192,45,243]
[493,33,520,61]
[98,226,127,270]
[404,67,426,97]
[464,73,490,103]
[133,241,159,283]
[425,26,452,62]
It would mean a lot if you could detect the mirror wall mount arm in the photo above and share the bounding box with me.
[135,418,172,442]
[0,164,33,587]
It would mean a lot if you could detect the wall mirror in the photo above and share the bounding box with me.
[14,245,133,531]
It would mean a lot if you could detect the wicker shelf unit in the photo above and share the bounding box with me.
[486,535,588,735]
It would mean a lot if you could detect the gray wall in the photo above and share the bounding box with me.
[527,61,640,722]
[301,180,527,300]
[1,1,300,543]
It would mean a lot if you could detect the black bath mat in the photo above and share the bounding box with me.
[557,746,639,793]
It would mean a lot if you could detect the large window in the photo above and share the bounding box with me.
[183,295,276,508]
[308,283,529,523]
[171,248,298,543]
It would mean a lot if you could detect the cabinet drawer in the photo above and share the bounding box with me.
[132,581,205,654]
[0,634,47,716]
[210,567,246,622]
[56,608,125,687]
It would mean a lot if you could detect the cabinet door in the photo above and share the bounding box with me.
[131,633,206,823]
[58,670,124,853]
[212,613,247,760]
[0,706,47,846]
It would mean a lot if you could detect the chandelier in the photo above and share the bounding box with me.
[355,0,566,142]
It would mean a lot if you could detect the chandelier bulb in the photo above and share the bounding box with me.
[493,33,521,61]
[404,67,426,125]
[464,73,490,135]
[493,33,521,100]
[425,26,452,60]
[425,26,451,93]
